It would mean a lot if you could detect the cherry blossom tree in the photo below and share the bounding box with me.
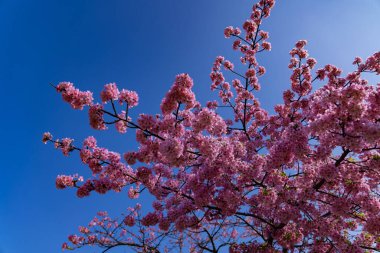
[43,0,380,252]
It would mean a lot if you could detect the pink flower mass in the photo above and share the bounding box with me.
[45,0,380,252]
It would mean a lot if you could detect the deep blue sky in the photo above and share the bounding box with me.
[1,1,379,252]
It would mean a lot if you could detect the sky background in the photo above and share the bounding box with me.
[1,0,379,252]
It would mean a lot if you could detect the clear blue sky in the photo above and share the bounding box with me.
[0,1,379,252]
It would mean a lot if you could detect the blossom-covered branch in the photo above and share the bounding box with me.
[44,0,380,252]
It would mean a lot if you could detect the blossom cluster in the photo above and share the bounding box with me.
[45,0,380,252]
[160,73,197,115]
[56,82,93,110]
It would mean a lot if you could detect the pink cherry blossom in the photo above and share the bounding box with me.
[42,132,52,144]
[119,89,139,107]
[56,175,74,189]
[100,83,119,103]
[56,82,93,110]
[261,41,271,51]
[123,215,135,227]
[45,0,380,252]
[88,104,106,130]
[115,111,129,134]
[160,73,196,115]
